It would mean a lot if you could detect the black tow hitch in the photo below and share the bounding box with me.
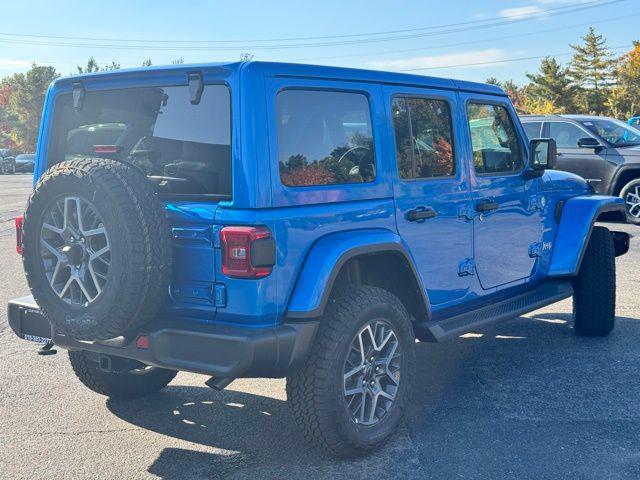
[37,341,57,356]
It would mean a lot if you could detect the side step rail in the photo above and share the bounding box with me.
[417,281,574,342]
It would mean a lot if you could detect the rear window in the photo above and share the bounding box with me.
[50,84,231,197]
[276,89,376,187]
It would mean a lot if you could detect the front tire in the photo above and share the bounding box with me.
[573,226,616,336]
[69,350,177,400]
[620,178,640,225]
[286,285,415,457]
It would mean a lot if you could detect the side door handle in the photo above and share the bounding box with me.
[475,199,499,213]
[407,207,437,222]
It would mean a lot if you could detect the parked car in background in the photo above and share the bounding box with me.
[521,114,640,224]
[14,153,36,173]
[628,116,640,130]
[0,148,17,174]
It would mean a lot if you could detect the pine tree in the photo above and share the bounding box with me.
[568,27,615,114]
[526,57,577,113]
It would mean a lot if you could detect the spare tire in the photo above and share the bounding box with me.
[22,158,171,340]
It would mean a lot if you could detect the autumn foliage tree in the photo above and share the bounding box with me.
[0,64,59,151]
[608,41,640,118]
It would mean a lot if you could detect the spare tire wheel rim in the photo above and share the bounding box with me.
[342,319,402,426]
[39,195,111,306]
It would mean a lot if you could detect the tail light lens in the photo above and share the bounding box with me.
[220,226,275,279]
[15,215,24,254]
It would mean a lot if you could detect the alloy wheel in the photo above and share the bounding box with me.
[342,319,402,426]
[39,196,111,306]
[625,184,640,218]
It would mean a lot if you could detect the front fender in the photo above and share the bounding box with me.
[548,195,626,277]
[286,229,428,319]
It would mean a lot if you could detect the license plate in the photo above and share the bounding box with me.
[23,333,52,344]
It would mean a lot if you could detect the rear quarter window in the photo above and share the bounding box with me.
[276,89,376,187]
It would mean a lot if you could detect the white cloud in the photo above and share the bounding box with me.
[499,5,545,19]
[0,59,31,69]
[368,49,509,71]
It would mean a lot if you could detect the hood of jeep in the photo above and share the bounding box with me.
[543,169,590,192]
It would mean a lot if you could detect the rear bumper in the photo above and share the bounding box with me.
[7,296,319,378]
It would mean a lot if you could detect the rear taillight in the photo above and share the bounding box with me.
[15,215,24,254]
[220,226,275,279]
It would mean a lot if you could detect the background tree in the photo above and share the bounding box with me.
[568,27,615,114]
[608,41,640,118]
[0,80,18,149]
[501,79,529,113]
[526,57,576,113]
[1,64,59,151]
[77,57,120,74]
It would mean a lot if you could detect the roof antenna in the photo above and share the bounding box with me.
[188,72,204,105]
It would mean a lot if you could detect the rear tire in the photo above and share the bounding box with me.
[69,350,177,400]
[619,178,640,225]
[573,226,616,336]
[286,285,415,457]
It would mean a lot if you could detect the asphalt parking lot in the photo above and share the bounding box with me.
[1,173,639,480]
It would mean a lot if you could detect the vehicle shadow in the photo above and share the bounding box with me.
[107,313,640,480]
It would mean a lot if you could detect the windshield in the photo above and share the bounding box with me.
[50,84,231,197]
[580,118,640,147]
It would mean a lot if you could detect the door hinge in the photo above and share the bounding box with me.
[458,258,475,276]
[458,204,474,221]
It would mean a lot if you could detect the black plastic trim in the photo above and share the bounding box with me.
[573,202,627,276]
[286,243,430,321]
[416,280,573,342]
[612,231,631,257]
[8,296,318,378]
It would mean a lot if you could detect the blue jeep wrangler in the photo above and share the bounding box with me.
[8,61,630,456]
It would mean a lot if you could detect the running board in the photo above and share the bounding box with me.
[417,281,573,342]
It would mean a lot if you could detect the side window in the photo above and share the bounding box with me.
[392,97,455,179]
[276,89,376,187]
[548,122,588,148]
[467,103,523,175]
[522,122,542,140]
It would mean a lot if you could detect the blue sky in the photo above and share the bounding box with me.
[0,0,637,84]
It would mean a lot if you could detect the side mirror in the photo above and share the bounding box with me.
[529,138,557,170]
[577,137,601,149]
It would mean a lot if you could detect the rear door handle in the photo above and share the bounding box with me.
[407,207,437,222]
[475,200,499,213]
